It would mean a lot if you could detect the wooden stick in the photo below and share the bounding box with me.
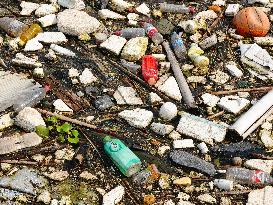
[0,160,38,165]
[209,86,273,95]
[207,111,225,119]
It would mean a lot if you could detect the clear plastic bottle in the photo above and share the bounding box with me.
[133,164,160,185]
[0,17,28,37]
[226,167,273,186]
[171,32,187,59]
[159,3,195,14]
[114,28,145,39]
[13,86,46,113]
[143,22,164,45]
[19,23,43,46]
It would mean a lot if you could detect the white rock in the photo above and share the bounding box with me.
[261,121,272,130]
[197,194,216,204]
[55,148,75,160]
[58,0,85,10]
[103,186,125,205]
[20,1,39,16]
[79,171,97,180]
[244,159,273,173]
[45,49,57,60]
[260,129,273,148]
[187,76,207,84]
[0,113,14,131]
[218,96,250,114]
[50,44,75,57]
[155,75,182,101]
[57,9,101,36]
[110,0,134,12]
[247,186,273,205]
[35,4,58,17]
[1,163,12,172]
[152,54,166,61]
[121,37,148,61]
[149,92,162,104]
[248,0,269,5]
[59,196,72,205]
[135,3,150,16]
[158,146,170,155]
[36,32,67,44]
[37,191,51,204]
[127,13,139,21]
[151,122,174,135]
[225,61,243,77]
[44,170,69,181]
[225,4,240,16]
[38,14,58,27]
[177,192,191,201]
[100,35,127,55]
[79,68,97,85]
[173,139,194,149]
[168,130,181,140]
[51,199,59,205]
[118,108,153,128]
[164,200,175,205]
[33,67,44,78]
[195,10,217,21]
[53,99,73,113]
[12,53,42,68]
[98,9,126,20]
[32,154,45,162]
[214,179,233,191]
[254,36,273,46]
[210,70,230,84]
[15,107,46,132]
[212,0,226,6]
[159,102,178,121]
[238,92,250,98]
[68,68,79,78]
[24,38,43,51]
[113,86,143,105]
[197,142,209,154]
[201,93,220,107]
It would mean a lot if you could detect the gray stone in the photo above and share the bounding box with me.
[79,68,97,85]
[155,18,174,35]
[225,61,243,77]
[36,32,67,44]
[58,0,85,10]
[100,35,127,55]
[170,150,216,176]
[197,194,217,204]
[98,9,126,20]
[20,1,39,16]
[159,102,177,121]
[94,95,114,111]
[0,188,23,201]
[247,186,273,205]
[12,53,42,68]
[121,37,148,61]
[50,44,76,57]
[0,168,47,195]
[149,92,162,104]
[209,70,230,84]
[37,190,51,204]
[244,159,273,173]
[118,108,153,128]
[150,122,174,135]
[35,4,58,17]
[38,14,57,27]
[201,93,220,107]
[57,9,101,36]
[113,86,143,105]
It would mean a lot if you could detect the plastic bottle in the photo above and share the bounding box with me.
[143,22,164,45]
[171,32,187,59]
[133,164,160,185]
[13,86,46,113]
[103,135,141,177]
[19,24,43,46]
[187,43,209,67]
[159,3,196,14]
[0,17,28,37]
[142,55,159,85]
[121,59,141,74]
[114,28,145,39]
[226,167,273,186]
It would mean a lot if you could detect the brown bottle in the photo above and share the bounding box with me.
[19,24,42,46]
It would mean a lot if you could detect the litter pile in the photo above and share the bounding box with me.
[0,0,273,204]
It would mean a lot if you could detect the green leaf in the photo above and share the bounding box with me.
[47,116,57,124]
[35,125,49,138]
[71,130,79,138]
[57,135,66,143]
[56,125,62,133]
[61,122,72,133]
[67,136,79,144]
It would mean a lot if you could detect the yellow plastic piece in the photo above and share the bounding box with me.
[19,24,42,46]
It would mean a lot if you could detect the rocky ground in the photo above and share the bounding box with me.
[1,0,273,204]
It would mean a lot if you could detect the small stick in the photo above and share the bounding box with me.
[0,160,38,165]
[216,190,252,196]
[209,86,273,95]
[207,12,224,34]
[207,111,225,119]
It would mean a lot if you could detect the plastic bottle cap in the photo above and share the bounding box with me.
[114,31,121,36]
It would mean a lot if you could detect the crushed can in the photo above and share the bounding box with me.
[142,55,159,85]
[103,135,141,177]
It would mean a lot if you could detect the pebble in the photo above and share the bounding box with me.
[159,102,178,121]
[98,9,126,19]
[209,70,230,84]
[57,9,101,36]
[248,0,269,5]
[51,199,59,205]
[173,139,195,149]
[218,96,250,114]
[12,53,42,68]
[225,4,240,16]
[110,0,134,12]
[58,0,85,10]
[201,93,220,107]
[103,185,125,205]
[50,44,75,57]
[53,99,73,113]
[247,186,273,205]
[159,174,170,189]
[225,61,243,77]
[136,3,150,16]
[220,197,232,205]
[37,190,51,204]
[36,32,67,44]
[232,157,242,166]
[35,4,58,17]
[79,68,97,85]
[100,35,127,55]
[214,179,233,191]
[20,1,39,16]
[155,75,182,101]
[32,154,45,162]
[79,171,98,180]
[44,170,69,181]
[151,122,174,135]
[164,199,175,205]
[158,146,170,155]
[24,38,43,51]
[168,130,182,140]
[118,108,153,128]
[197,194,217,204]
[187,76,207,84]
[38,14,57,27]
[68,68,79,78]
[113,86,143,105]
[127,13,139,25]
[55,148,75,160]
[45,49,57,60]
[0,113,14,131]
[33,67,44,78]
[213,0,226,6]
[238,92,250,98]
[262,121,272,130]
[244,159,273,173]
[173,177,192,187]
[121,37,148,61]
[260,129,273,148]
[254,36,273,46]
[149,92,162,104]
[1,163,11,171]
[144,194,156,205]
[94,95,114,111]
[177,192,191,201]
[15,107,46,132]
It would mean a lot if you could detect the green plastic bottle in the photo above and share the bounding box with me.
[103,135,141,177]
